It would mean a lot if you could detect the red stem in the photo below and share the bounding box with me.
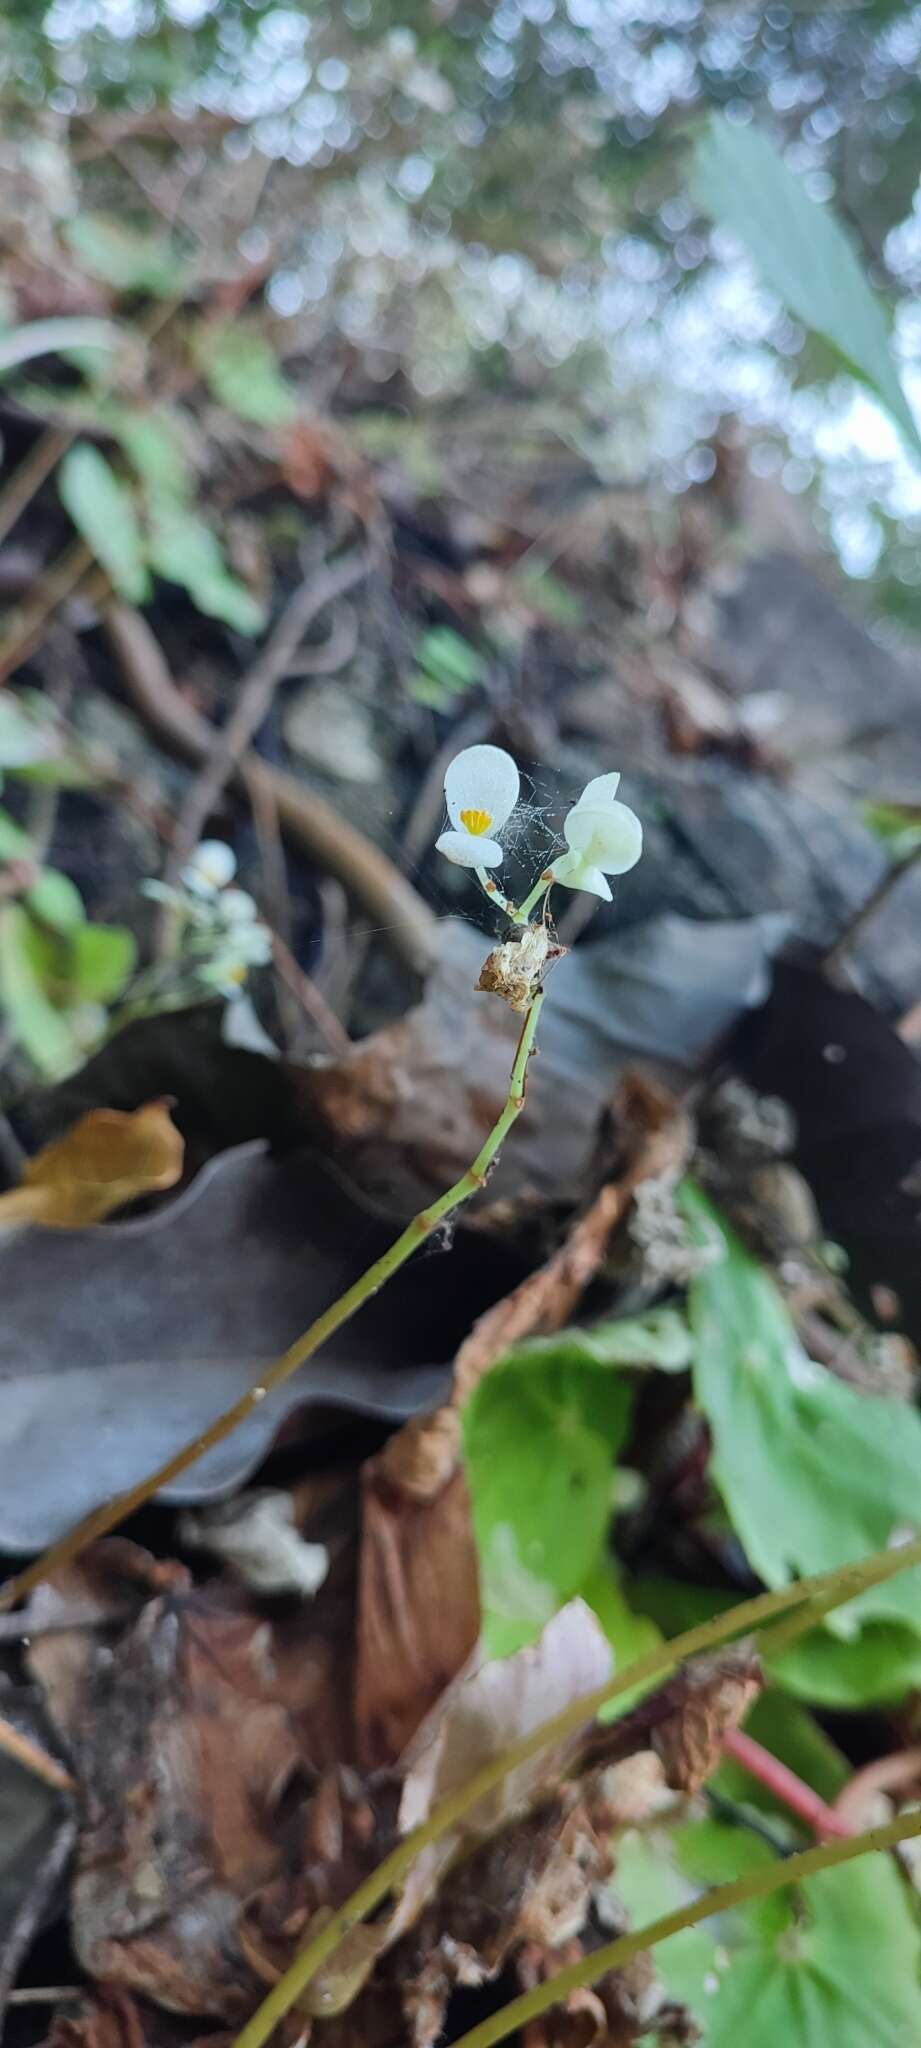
[722,1727,852,1841]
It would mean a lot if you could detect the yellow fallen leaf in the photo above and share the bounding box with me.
[0,1100,184,1228]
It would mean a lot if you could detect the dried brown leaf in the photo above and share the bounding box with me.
[0,1101,183,1229]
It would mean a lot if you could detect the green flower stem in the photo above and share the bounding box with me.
[474,866,522,921]
[0,992,545,1616]
[447,1808,921,2048]
[517,871,554,920]
[231,1527,921,2048]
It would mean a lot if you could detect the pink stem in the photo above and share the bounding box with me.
[722,1727,853,1840]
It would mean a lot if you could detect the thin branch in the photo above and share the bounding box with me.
[0,993,544,1615]
[160,550,369,908]
[0,1716,77,1797]
[269,930,351,1056]
[231,1526,921,2048]
[823,840,921,968]
[446,1809,921,2048]
[0,428,70,549]
[104,600,437,973]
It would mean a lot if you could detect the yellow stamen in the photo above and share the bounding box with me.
[459,807,492,837]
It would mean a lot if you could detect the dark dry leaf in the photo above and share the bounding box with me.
[0,1143,524,1550]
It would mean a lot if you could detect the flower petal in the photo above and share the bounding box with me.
[576,771,621,807]
[563,800,642,874]
[436,829,504,868]
[444,744,520,833]
[550,852,613,900]
[182,839,237,894]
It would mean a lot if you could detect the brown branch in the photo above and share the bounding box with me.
[103,601,438,972]
[0,1715,77,1797]
[0,429,71,549]
[161,550,370,900]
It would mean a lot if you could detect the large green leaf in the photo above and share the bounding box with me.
[195,322,298,427]
[58,444,150,603]
[462,1341,634,1658]
[692,115,921,463]
[616,1816,921,2048]
[682,1184,921,1645]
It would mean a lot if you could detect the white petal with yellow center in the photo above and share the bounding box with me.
[444,743,520,833]
[436,828,504,868]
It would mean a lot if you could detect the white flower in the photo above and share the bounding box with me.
[549,771,642,901]
[219,887,260,925]
[435,744,520,868]
[182,839,237,897]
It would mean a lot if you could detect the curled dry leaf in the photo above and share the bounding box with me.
[0,1101,183,1229]
[395,1600,612,1919]
[29,1570,360,2021]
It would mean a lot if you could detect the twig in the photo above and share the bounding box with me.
[0,1716,77,1798]
[0,429,71,549]
[161,550,369,905]
[832,1746,921,1833]
[823,840,921,968]
[0,541,93,684]
[722,1726,851,1841]
[230,1527,921,2048]
[444,1810,921,2048]
[0,993,544,1615]
[103,601,437,971]
[269,931,351,1056]
[0,1815,77,2034]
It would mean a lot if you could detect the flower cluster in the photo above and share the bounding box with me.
[435,745,642,907]
[144,840,272,1000]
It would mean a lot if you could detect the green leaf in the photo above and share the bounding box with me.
[23,868,85,935]
[417,626,485,688]
[770,1615,921,1710]
[59,444,150,603]
[681,1184,921,1652]
[0,808,31,859]
[113,409,192,501]
[63,214,188,297]
[0,904,78,1078]
[862,800,921,863]
[462,1343,633,1658]
[631,1573,921,1712]
[147,502,264,634]
[195,322,298,427]
[68,923,136,1003]
[618,1816,921,2048]
[0,695,60,772]
[575,1306,693,1373]
[692,116,921,464]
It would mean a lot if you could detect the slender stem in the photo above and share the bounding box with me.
[517,872,554,921]
[721,1727,850,1840]
[475,867,522,923]
[231,1527,921,2048]
[0,994,544,1616]
[447,1809,921,2048]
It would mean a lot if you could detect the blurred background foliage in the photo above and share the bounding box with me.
[1,0,920,622]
